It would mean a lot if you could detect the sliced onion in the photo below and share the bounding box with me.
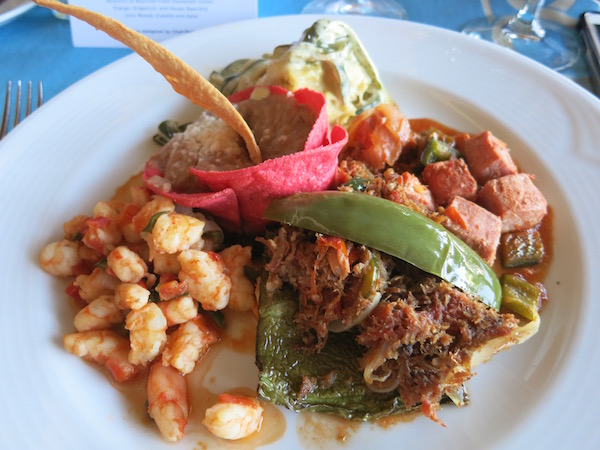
[471,311,540,368]
[328,292,381,332]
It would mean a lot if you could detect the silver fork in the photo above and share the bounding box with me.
[0,80,44,140]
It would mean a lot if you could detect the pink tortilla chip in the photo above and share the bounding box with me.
[144,86,348,233]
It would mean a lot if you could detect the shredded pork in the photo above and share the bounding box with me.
[260,227,519,423]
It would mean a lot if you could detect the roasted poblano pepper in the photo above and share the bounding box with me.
[256,277,416,419]
[263,191,502,310]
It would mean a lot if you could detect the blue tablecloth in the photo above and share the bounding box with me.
[1,0,599,104]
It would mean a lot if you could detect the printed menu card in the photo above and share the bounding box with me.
[69,0,258,47]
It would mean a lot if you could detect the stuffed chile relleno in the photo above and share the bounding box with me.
[258,226,519,424]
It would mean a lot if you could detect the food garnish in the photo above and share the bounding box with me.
[33,0,262,165]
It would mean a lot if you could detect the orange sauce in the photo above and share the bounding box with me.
[297,413,360,448]
[375,411,420,429]
[409,117,465,137]
[219,309,258,355]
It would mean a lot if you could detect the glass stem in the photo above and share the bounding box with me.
[503,0,546,41]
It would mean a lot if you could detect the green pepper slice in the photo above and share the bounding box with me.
[500,274,540,321]
[501,229,544,268]
[420,137,461,165]
[264,191,501,310]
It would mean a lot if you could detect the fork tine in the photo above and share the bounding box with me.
[25,81,32,117]
[0,81,43,141]
[0,81,10,139]
[37,81,44,107]
[13,80,22,128]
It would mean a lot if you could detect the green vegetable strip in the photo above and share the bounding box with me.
[142,211,168,233]
[501,229,544,268]
[264,191,501,310]
[500,274,540,321]
[420,137,461,165]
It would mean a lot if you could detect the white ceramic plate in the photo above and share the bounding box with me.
[1,15,599,450]
[0,0,33,26]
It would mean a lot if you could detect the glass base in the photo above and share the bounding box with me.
[462,16,580,71]
[301,0,406,20]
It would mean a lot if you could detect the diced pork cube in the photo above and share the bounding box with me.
[422,158,478,206]
[461,131,518,184]
[385,170,436,213]
[478,173,547,233]
[443,196,502,266]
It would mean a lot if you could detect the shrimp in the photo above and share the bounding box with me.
[150,212,205,255]
[220,245,256,312]
[117,203,144,244]
[92,200,122,219]
[155,275,187,301]
[62,214,89,241]
[153,253,181,275]
[73,294,123,331]
[156,295,198,327]
[82,202,123,255]
[63,330,141,382]
[132,195,175,234]
[202,393,264,440]
[77,242,104,267]
[107,246,147,283]
[147,362,189,442]
[74,267,120,302]
[161,315,219,374]
[38,239,82,277]
[115,283,150,310]
[125,302,167,365]
[178,249,231,311]
[130,184,152,207]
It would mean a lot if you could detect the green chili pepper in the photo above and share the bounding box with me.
[500,274,540,321]
[152,120,190,146]
[148,289,161,303]
[360,255,379,298]
[202,229,224,246]
[501,229,544,268]
[420,137,461,165]
[264,191,501,310]
[205,310,226,329]
[94,257,108,270]
[342,176,370,192]
[142,211,169,233]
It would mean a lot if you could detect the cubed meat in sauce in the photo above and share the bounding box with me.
[461,131,518,184]
[478,173,547,233]
[422,158,478,206]
[443,196,502,266]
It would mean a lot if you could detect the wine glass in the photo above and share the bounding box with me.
[301,0,407,20]
[461,0,579,71]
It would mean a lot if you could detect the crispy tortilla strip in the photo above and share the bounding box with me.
[33,0,262,165]
[144,86,348,234]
